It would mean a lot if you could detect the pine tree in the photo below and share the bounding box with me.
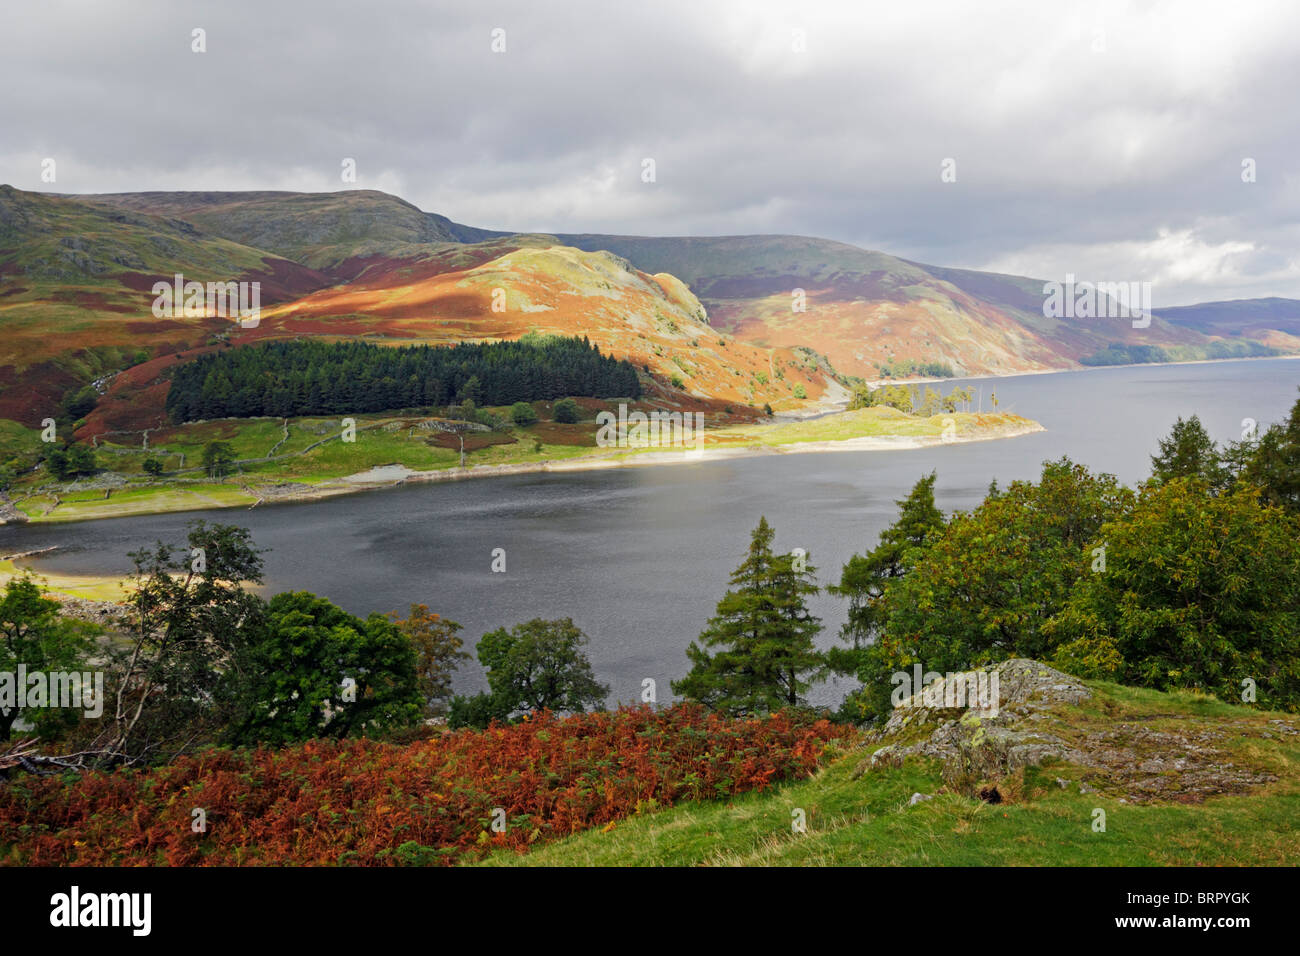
[1150,415,1227,490]
[1236,388,1300,511]
[672,517,824,716]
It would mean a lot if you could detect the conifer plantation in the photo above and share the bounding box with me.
[165,335,642,422]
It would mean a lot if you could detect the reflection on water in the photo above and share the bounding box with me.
[3,358,1297,706]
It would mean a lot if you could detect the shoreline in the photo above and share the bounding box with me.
[948,352,1300,385]
[347,417,1046,485]
[1,414,1045,526]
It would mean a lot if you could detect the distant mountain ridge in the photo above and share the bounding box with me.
[83,188,1300,376]
[1,185,1297,431]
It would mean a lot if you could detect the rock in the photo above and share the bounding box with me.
[854,657,1280,805]
[53,596,127,628]
[908,792,933,806]
[856,659,1094,784]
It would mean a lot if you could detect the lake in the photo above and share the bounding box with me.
[3,358,1297,706]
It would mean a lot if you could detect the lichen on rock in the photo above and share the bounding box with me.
[854,658,1285,804]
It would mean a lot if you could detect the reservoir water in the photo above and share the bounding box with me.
[3,358,1297,706]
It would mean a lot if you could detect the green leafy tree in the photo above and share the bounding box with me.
[67,445,96,476]
[389,604,469,717]
[450,618,608,728]
[447,690,512,730]
[853,459,1132,721]
[0,575,98,742]
[827,474,945,683]
[1149,415,1227,490]
[552,398,580,423]
[62,385,99,421]
[510,401,538,426]
[1046,479,1300,710]
[105,522,267,763]
[44,447,69,480]
[142,457,165,477]
[673,517,825,716]
[228,591,422,745]
[1234,388,1300,511]
[201,441,235,478]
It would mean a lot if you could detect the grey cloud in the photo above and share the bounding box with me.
[1,0,1297,304]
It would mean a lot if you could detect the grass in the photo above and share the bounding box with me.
[0,558,129,602]
[718,406,1034,446]
[474,680,1300,867]
[3,406,1040,523]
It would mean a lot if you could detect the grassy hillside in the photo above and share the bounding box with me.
[0,186,333,425]
[85,189,1300,380]
[553,233,1254,379]
[5,186,1296,446]
[477,668,1300,866]
[81,189,459,270]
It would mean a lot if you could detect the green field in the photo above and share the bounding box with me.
[1,405,1039,524]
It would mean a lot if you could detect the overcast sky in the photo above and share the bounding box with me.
[2,0,1298,306]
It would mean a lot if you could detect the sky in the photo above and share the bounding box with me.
[2,0,1298,306]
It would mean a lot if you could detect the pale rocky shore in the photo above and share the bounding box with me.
[327,417,1045,493]
[0,416,1044,525]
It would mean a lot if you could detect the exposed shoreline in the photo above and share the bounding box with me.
[340,417,1046,487]
[1,414,1044,526]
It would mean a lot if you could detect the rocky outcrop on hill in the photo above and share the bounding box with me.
[856,659,1289,804]
[53,597,127,628]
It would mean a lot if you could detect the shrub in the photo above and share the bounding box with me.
[552,398,580,423]
[1046,479,1300,709]
[0,705,849,866]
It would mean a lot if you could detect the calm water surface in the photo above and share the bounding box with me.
[3,358,1297,705]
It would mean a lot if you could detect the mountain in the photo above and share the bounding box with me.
[87,188,1300,376]
[253,233,828,410]
[1153,296,1300,348]
[88,189,461,270]
[0,186,333,424]
[2,185,1296,432]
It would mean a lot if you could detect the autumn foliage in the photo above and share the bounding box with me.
[0,704,847,866]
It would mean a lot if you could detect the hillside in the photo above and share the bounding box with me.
[6,659,1290,867]
[1154,296,1300,347]
[3,186,1298,436]
[478,661,1300,866]
[0,186,333,424]
[88,189,461,271]
[86,188,1300,380]
[0,188,836,431]
[254,235,828,409]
